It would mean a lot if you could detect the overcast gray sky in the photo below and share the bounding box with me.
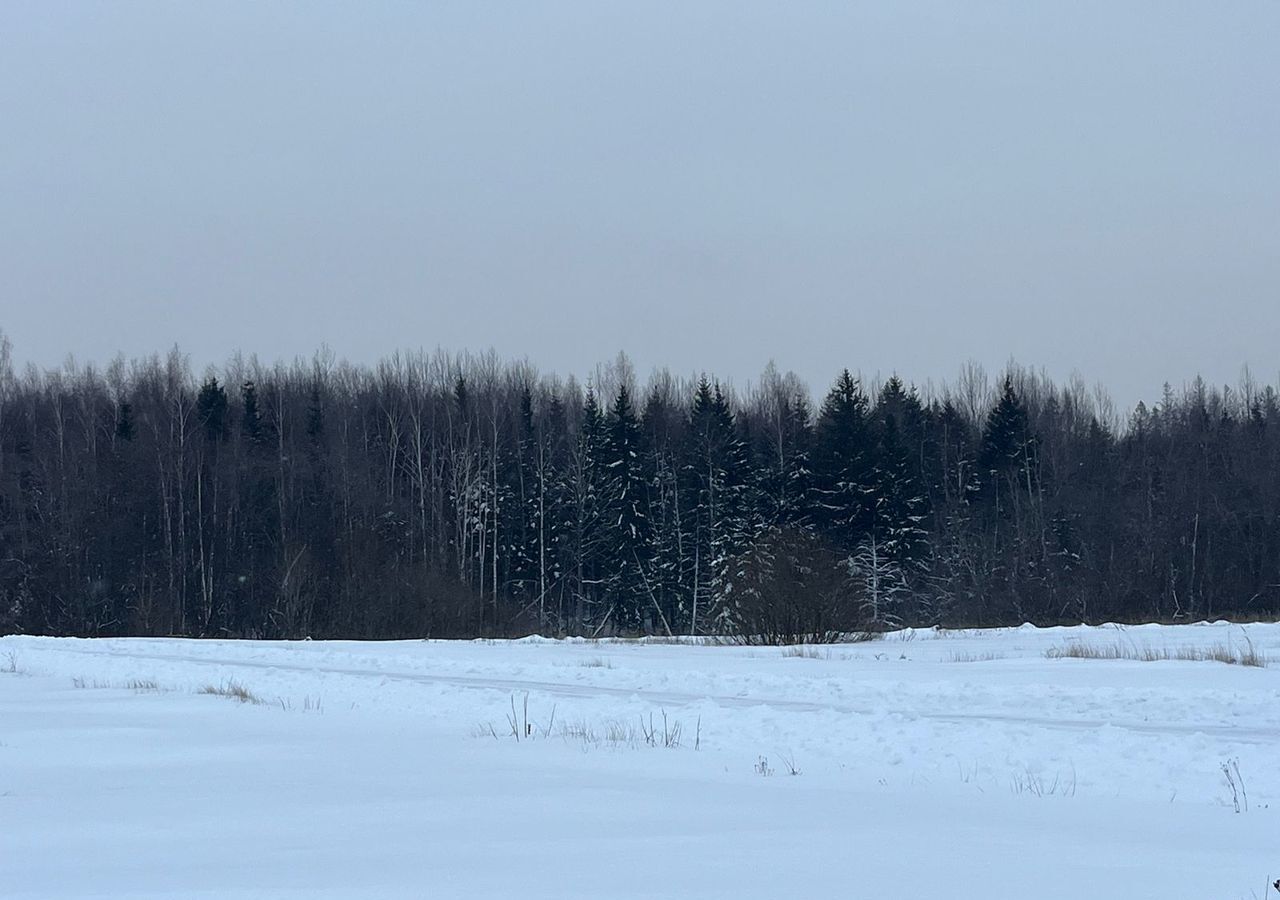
[1,2,1277,409]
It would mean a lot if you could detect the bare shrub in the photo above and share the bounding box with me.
[412,569,488,639]
[847,631,883,643]
[724,528,869,645]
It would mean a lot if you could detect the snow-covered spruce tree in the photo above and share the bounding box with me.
[811,370,875,554]
[977,375,1044,621]
[196,377,230,444]
[1051,414,1113,622]
[239,380,263,447]
[598,384,651,632]
[641,382,690,633]
[229,376,274,636]
[192,376,232,635]
[566,386,608,630]
[494,380,581,633]
[114,400,135,442]
[979,375,1038,500]
[543,393,580,629]
[865,434,926,622]
[871,378,929,566]
[682,379,758,634]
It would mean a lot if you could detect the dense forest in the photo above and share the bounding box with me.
[1,334,1277,640]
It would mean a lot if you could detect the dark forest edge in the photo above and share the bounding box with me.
[1,334,1277,641]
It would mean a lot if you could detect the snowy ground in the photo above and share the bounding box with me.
[2,622,1278,899]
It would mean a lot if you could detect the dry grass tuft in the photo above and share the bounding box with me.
[71,676,163,692]
[1046,640,1268,667]
[198,680,263,704]
[948,651,1006,663]
[781,645,827,659]
[546,711,699,751]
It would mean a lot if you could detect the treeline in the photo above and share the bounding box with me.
[1,338,1278,640]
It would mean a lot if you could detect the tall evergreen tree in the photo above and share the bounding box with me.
[505,385,540,606]
[682,379,758,631]
[871,412,928,567]
[977,376,1046,620]
[980,376,1037,494]
[197,377,229,442]
[240,380,264,448]
[811,370,875,552]
[114,401,135,442]
[641,384,689,632]
[600,384,650,631]
[533,392,574,629]
[871,377,930,566]
[568,387,608,627]
[305,385,325,447]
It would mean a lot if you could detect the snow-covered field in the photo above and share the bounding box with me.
[2,622,1278,899]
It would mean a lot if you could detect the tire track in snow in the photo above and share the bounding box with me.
[29,643,1280,745]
